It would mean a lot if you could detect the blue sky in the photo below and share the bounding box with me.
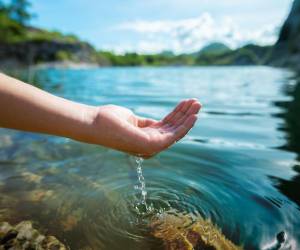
[30,0,293,54]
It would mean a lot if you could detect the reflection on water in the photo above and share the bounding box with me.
[0,66,300,249]
[272,75,300,209]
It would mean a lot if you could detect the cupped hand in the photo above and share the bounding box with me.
[90,99,201,158]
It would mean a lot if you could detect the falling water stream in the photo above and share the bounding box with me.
[134,157,149,211]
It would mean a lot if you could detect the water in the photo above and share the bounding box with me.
[134,157,148,210]
[0,66,300,249]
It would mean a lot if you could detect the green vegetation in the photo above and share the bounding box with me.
[26,29,80,43]
[0,11,24,43]
[95,44,272,66]
[0,0,25,43]
[0,0,93,65]
[96,51,196,66]
[198,42,231,54]
[55,50,74,61]
[0,0,80,43]
[195,44,273,66]
[8,0,32,26]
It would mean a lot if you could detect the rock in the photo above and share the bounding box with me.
[61,215,79,232]
[41,236,66,250]
[15,221,35,240]
[272,0,300,67]
[0,229,18,244]
[0,220,66,250]
[0,222,12,237]
[276,231,286,244]
[0,40,96,67]
[0,135,13,148]
[150,211,242,250]
[277,0,300,49]
[22,189,54,202]
[262,231,288,250]
[21,172,43,184]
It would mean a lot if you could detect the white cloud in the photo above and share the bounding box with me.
[106,13,279,54]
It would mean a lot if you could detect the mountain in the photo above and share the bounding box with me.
[198,42,231,55]
[272,0,300,68]
[195,44,272,66]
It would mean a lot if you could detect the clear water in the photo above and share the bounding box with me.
[134,157,148,209]
[0,66,299,249]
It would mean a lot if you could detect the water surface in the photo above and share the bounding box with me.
[0,66,299,249]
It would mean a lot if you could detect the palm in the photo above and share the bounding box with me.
[95,99,201,157]
[127,99,201,157]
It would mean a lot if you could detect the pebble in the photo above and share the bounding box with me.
[0,221,66,250]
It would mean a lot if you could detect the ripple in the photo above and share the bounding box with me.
[1,67,300,249]
[205,110,264,117]
[190,136,266,149]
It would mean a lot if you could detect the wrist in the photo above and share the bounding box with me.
[67,104,98,144]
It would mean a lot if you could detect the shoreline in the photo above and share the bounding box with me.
[34,61,99,69]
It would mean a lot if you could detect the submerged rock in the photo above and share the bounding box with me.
[262,231,293,250]
[150,211,242,250]
[0,135,13,149]
[0,221,66,250]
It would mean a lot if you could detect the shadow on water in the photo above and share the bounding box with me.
[272,73,300,208]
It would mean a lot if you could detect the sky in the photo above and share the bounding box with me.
[29,0,294,54]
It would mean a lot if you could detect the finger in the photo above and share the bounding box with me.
[172,101,201,128]
[162,100,187,124]
[160,122,173,131]
[137,117,158,127]
[173,114,198,142]
[163,114,197,146]
[161,99,200,130]
[168,99,196,125]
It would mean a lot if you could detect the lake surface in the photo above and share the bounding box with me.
[0,66,299,249]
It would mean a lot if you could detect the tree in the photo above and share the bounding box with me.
[0,0,7,13]
[9,0,32,26]
[0,11,24,42]
[0,0,27,43]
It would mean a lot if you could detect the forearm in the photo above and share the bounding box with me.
[0,73,95,141]
[0,73,200,157]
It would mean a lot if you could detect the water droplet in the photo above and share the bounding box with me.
[134,156,148,211]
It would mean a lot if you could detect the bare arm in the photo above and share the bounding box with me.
[0,73,95,141]
[0,73,201,157]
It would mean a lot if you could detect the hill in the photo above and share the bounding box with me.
[0,0,98,67]
[272,0,300,69]
[198,42,231,55]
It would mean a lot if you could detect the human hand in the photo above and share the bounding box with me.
[88,99,201,157]
[0,73,200,156]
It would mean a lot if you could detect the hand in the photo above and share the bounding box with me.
[0,73,200,156]
[88,99,201,157]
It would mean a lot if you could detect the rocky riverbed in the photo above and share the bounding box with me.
[0,221,66,250]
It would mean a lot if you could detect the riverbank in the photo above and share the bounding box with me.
[34,61,99,69]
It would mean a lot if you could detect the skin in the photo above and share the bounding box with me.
[0,73,201,158]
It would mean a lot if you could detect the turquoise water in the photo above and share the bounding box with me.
[0,66,299,249]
